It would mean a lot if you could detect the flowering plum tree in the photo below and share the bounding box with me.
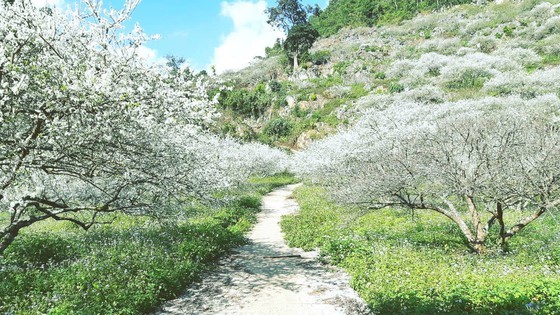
[295,95,560,254]
[0,0,289,254]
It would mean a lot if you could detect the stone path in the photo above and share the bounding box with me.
[155,184,370,315]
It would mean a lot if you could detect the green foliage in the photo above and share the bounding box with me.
[311,0,472,37]
[445,68,493,90]
[0,174,296,315]
[349,83,368,98]
[389,82,405,93]
[281,186,346,250]
[4,233,76,267]
[291,104,309,118]
[316,98,345,125]
[310,0,376,37]
[283,23,320,64]
[503,25,514,37]
[269,80,282,92]
[247,172,299,193]
[264,118,293,139]
[333,61,351,75]
[1,225,236,314]
[282,185,560,315]
[265,39,285,58]
[541,53,560,66]
[310,75,344,90]
[265,0,317,33]
[218,86,273,117]
[308,50,331,65]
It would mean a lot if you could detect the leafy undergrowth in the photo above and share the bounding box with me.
[282,185,560,314]
[0,173,296,315]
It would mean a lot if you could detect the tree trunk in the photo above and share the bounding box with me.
[501,207,546,244]
[0,231,17,256]
[0,221,32,256]
[496,202,507,248]
[472,242,485,254]
[293,51,299,70]
[465,195,487,254]
[465,195,483,237]
[429,202,485,254]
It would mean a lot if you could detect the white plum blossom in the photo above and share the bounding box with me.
[293,95,560,253]
[288,0,560,254]
[483,67,560,97]
[419,37,462,55]
[492,47,541,68]
[0,0,288,253]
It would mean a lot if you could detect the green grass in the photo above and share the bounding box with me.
[541,53,560,66]
[0,173,296,315]
[282,185,560,315]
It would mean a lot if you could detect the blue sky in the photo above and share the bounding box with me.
[123,0,329,72]
[78,0,328,72]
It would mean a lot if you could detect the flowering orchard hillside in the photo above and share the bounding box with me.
[286,0,560,253]
[216,1,560,150]
[2,0,560,313]
[295,94,560,253]
[0,0,288,253]
[276,1,560,313]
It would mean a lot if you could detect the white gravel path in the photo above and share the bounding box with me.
[155,184,370,315]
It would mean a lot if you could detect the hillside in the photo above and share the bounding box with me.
[276,1,560,313]
[214,0,560,150]
[2,1,559,313]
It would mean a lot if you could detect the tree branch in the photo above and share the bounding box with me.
[502,207,546,242]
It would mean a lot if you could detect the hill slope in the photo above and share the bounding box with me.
[213,0,560,150]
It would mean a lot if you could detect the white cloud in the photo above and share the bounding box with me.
[134,45,168,67]
[211,0,285,74]
[137,45,159,64]
[31,0,65,7]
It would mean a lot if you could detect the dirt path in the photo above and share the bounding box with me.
[155,184,370,315]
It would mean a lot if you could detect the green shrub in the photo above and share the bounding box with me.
[333,61,351,75]
[389,82,405,93]
[293,104,309,118]
[503,25,514,37]
[4,233,76,267]
[263,118,293,139]
[445,68,493,90]
[233,194,262,210]
[349,83,368,98]
[269,80,282,92]
[218,87,273,117]
[248,172,298,192]
[309,50,332,65]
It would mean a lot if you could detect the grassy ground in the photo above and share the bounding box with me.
[282,185,560,315]
[0,173,296,315]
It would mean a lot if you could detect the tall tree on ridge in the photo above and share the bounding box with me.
[265,0,321,70]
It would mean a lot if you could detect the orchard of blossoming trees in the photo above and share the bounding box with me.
[295,95,560,254]
[293,1,560,254]
[0,0,288,254]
